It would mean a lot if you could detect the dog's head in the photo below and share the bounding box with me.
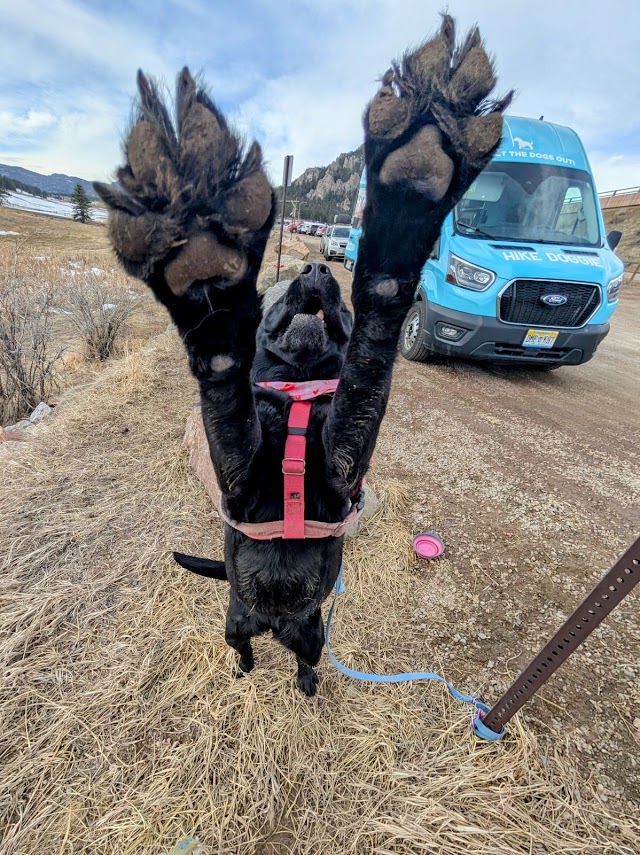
[254,263,352,379]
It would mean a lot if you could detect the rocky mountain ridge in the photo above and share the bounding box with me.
[282,146,364,222]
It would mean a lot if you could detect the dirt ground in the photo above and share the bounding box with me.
[1,226,638,853]
[303,235,640,806]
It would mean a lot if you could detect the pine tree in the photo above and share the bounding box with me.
[0,176,10,206]
[71,184,92,223]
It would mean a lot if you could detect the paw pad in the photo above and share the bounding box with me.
[224,170,273,232]
[127,120,175,189]
[164,233,247,295]
[366,15,512,203]
[368,86,411,139]
[379,125,454,202]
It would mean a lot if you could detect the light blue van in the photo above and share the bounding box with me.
[344,116,624,368]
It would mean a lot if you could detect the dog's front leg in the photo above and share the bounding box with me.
[96,70,276,495]
[324,17,512,493]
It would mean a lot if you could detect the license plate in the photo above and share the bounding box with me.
[522,329,559,348]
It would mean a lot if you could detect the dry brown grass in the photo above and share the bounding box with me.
[0,205,110,253]
[0,330,637,855]
[0,223,168,422]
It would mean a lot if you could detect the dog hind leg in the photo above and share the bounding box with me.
[274,609,324,696]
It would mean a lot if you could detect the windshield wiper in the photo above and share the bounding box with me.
[456,222,496,239]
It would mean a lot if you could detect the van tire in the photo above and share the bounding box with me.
[400,300,433,362]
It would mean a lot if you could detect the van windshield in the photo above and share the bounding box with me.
[454,163,601,246]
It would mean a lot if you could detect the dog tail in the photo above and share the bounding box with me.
[173,551,228,580]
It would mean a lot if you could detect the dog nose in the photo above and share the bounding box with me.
[299,262,332,284]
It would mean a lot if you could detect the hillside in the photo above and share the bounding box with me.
[0,163,97,198]
[283,146,364,222]
[602,204,640,264]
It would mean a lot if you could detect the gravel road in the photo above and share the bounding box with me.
[302,235,640,808]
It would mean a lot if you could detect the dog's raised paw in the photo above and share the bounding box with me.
[94,68,275,296]
[365,14,513,204]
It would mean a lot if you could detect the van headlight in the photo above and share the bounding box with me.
[607,273,623,302]
[446,253,495,291]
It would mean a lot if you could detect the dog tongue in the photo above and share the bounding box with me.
[315,309,325,321]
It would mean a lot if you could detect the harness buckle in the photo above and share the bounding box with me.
[282,457,305,475]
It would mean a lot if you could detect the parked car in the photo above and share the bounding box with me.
[345,116,624,369]
[317,226,327,238]
[321,224,351,259]
[287,222,300,232]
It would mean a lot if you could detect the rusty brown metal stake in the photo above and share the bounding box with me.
[480,536,640,735]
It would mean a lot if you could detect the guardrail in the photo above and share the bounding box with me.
[599,185,640,198]
[599,186,640,210]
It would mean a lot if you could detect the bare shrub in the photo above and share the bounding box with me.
[0,279,63,424]
[62,268,141,361]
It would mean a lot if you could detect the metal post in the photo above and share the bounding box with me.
[276,155,293,283]
[480,536,640,735]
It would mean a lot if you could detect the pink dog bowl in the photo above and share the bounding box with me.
[413,531,445,559]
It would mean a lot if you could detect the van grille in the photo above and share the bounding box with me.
[499,280,600,328]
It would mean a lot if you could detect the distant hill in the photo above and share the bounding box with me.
[0,173,48,199]
[0,164,97,198]
[602,204,640,263]
[281,146,364,222]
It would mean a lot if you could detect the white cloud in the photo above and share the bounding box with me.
[0,109,56,136]
[589,152,640,194]
[0,0,638,190]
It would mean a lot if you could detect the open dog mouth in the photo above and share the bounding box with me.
[300,295,326,324]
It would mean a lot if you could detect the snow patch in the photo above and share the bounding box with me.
[2,190,107,221]
[0,230,20,236]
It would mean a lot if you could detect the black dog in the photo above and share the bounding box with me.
[95,16,511,695]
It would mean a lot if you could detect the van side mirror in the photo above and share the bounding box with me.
[607,230,622,252]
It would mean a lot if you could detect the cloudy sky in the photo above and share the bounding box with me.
[1,0,638,193]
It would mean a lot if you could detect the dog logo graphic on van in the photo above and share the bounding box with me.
[513,137,534,150]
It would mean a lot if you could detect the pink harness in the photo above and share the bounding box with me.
[217,379,364,540]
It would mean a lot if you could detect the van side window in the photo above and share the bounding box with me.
[557,187,589,240]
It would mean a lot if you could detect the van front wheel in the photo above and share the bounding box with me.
[400,301,433,362]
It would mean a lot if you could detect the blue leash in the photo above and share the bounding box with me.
[325,565,506,742]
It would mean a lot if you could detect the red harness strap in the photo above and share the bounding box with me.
[282,400,312,538]
[251,378,363,540]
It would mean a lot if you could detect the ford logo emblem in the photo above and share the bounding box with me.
[541,294,568,306]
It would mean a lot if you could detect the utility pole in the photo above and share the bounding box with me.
[276,155,294,283]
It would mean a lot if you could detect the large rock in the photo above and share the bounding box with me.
[286,239,310,260]
[30,401,53,423]
[258,254,304,292]
[344,484,380,539]
[184,408,221,509]
[0,424,30,442]
[261,280,291,314]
